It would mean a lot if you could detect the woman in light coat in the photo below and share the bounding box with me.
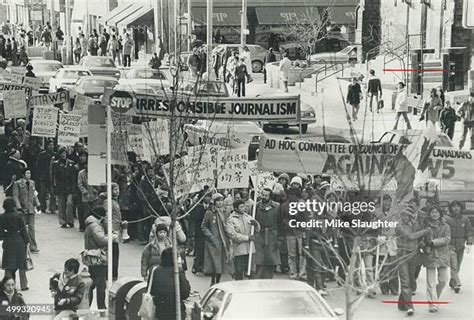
[393,82,412,129]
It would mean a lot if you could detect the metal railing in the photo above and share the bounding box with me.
[314,62,345,92]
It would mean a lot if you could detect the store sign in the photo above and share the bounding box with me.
[213,12,228,22]
[280,12,298,22]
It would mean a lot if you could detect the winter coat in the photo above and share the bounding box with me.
[193,203,208,239]
[226,211,255,256]
[0,290,28,320]
[103,197,122,234]
[395,89,408,112]
[201,207,233,274]
[458,100,474,125]
[421,96,442,123]
[445,213,473,251]
[395,217,426,255]
[84,216,108,252]
[149,216,186,244]
[77,169,99,203]
[235,64,249,81]
[254,200,281,265]
[123,38,134,55]
[279,57,291,81]
[347,83,362,105]
[49,273,85,312]
[422,219,451,268]
[150,267,190,320]
[264,51,276,64]
[12,178,39,214]
[439,107,458,129]
[3,157,26,195]
[0,209,29,270]
[367,75,382,94]
[140,237,172,277]
[51,158,75,195]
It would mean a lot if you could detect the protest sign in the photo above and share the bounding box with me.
[217,149,250,189]
[142,120,170,158]
[111,131,128,166]
[58,113,82,146]
[163,157,192,199]
[249,161,277,195]
[31,106,58,137]
[22,76,42,92]
[29,91,69,107]
[0,82,33,96]
[103,89,300,121]
[187,147,217,193]
[2,91,27,119]
[73,94,94,137]
[111,112,131,132]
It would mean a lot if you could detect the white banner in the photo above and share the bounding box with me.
[111,131,128,166]
[31,106,58,137]
[249,161,277,195]
[217,149,250,189]
[3,91,27,119]
[58,113,82,146]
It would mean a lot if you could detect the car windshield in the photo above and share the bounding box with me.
[221,291,332,318]
[133,70,166,80]
[33,63,62,72]
[82,79,117,88]
[83,58,115,67]
[339,47,353,53]
[60,70,90,79]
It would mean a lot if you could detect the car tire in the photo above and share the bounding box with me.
[301,124,308,134]
[252,60,263,73]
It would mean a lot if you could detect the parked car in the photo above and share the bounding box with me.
[308,45,358,65]
[190,280,343,320]
[372,129,454,148]
[71,76,119,104]
[49,67,92,92]
[262,96,316,134]
[78,56,121,79]
[184,120,263,160]
[118,67,170,94]
[26,60,64,93]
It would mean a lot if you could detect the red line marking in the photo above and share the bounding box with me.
[382,301,451,305]
[383,68,448,73]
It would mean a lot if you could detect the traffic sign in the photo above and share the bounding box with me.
[109,90,133,114]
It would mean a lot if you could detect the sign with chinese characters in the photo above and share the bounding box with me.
[217,149,250,189]
[249,161,277,195]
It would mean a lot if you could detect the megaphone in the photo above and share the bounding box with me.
[121,221,130,241]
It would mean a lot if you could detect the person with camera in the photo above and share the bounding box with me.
[395,205,432,316]
[421,206,451,313]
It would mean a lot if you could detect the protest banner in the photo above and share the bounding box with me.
[103,89,300,121]
[110,131,128,166]
[249,161,277,195]
[58,113,82,146]
[142,120,170,158]
[73,94,94,137]
[163,157,192,199]
[2,91,27,119]
[187,147,217,193]
[31,106,58,137]
[0,82,33,96]
[29,91,69,107]
[217,149,250,189]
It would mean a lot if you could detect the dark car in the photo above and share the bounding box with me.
[78,56,121,79]
[71,76,119,104]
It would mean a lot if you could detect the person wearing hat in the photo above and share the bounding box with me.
[445,201,472,293]
[201,192,233,285]
[277,173,290,191]
[25,64,35,77]
[141,223,172,279]
[3,148,27,197]
[289,176,302,190]
[395,205,432,316]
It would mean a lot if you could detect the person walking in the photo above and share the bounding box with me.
[395,205,431,316]
[41,27,52,49]
[150,247,191,320]
[140,223,172,279]
[106,35,119,63]
[0,198,29,291]
[12,168,40,253]
[367,69,383,113]
[439,100,458,140]
[103,182,122,280]
[393,82,412,129]
[457,92,474,150]
[226,199,259,280]
[34,139,55,213]
[122,33,134,67]
[79,34,87,59]
[73,38,81,64]
[98,35,107,56]
[234,57,251,97]
[240,46,252,77]
[49,258,85,320]
[422,206,451,313]
[279,51,291,93]
[201,193,233,286]
[0,276,28,320]
[88,34,97,56]
[445,201,472,293]
[263,47,276,84]
[346,77,362,122]
[420,88,442,125]
[51,147,75,228]
[77,161,99,230]
[254,188,281,279]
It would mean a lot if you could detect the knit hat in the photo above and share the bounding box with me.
[155,223,168,233]
[272,183,284,196]
[320,181,330,189]
[290,176,302,187]
[212,193,224,201]
[277,173,290,184]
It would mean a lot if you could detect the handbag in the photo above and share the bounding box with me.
[138,267,157,320]
[25,247,34,271]
[378,99,384,110]
[80,249,107,266]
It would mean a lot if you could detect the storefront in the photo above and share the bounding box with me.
[191,6,243,44]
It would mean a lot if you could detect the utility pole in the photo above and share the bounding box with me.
[207,0,213,78]
[65,0,72,64]
[153,0,160,55]
[187,0,192,51]
[240,0,247,47]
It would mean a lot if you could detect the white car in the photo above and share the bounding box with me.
[27,60,64,93]
[49,67,92,92]
[308,46,358,65]
[184,120,263,160]
[191,279,343,320]
[118,67,170,94]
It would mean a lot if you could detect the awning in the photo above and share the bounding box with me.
[256,7,321,25]
[117,6,154,29]
[192,7,241,26]
[327,6,356,25]
[103,3,143,27]
[98,3,133,25]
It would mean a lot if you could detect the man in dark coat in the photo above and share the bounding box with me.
[367,69,382,113]
[263,47,276,84]
[51,147,75,228]
[346,77,362,121]
[150,247,190,320]
[254,188,281,279]
[35,139,55,213]
[192,191,211,274]
[3,150,26,197]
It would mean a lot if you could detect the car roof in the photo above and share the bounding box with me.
[287,134,351,143]
[80,76,118,81]
[30,60,62,64]
[83,56,112,60]
[211,280,314,293]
